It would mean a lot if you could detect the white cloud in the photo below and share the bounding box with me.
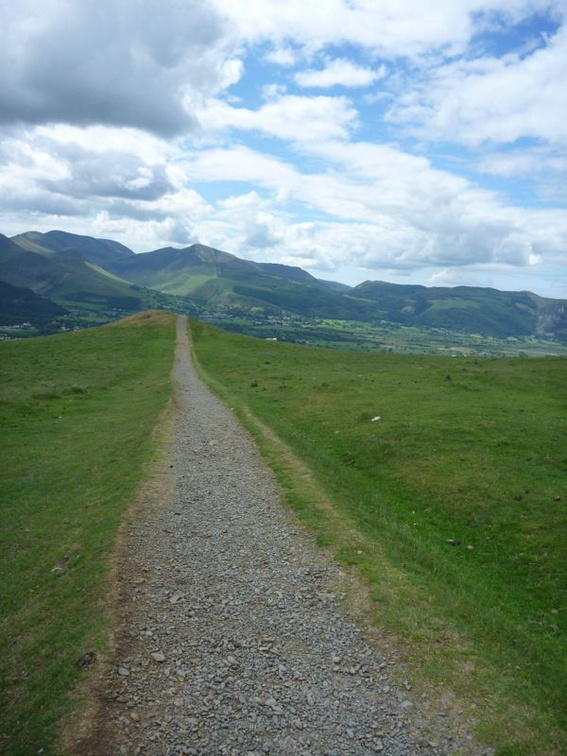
[183,138,567,276]
[264,46,301,66]
[388,21,567,146]
[212,0,559,58]
[198,94,358,142]
[295,59,386,88]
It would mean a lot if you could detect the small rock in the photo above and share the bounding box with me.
[76,651,96,667]
[151,651,166,662]
[117,666,130,677]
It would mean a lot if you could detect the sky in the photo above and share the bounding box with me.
[1,0,567,298]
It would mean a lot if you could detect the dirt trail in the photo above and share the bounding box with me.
[66,316,491,756]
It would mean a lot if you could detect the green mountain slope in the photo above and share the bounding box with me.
[351,280,567,340]
[13,230,135,268]
[0,280,68,326]
[1,235,139,303]
[106,243,260,296]
[0,232,146,329]
[107,243,369,317]
[3,229,566,342]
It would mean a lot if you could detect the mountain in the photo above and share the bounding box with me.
[0,280,68,327]
[13,230,135,268]
[97,242,378,319]
[0,232,139,302]
[105,243,261,296]
[2,230,566,343]
[350,281,545,337]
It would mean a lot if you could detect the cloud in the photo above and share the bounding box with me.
[0,122,212,250]
[295,59,386,88]
[40,147,174,201]
[199,94,358,142]
[183,137,567,277]
[0,0,238,136]
[1,0,566,299]
[387,20,567,146]
[264,46,301,66]
[243,222,282,249]
[212,0,557,58]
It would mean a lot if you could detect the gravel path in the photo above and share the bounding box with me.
[71,316,492,756]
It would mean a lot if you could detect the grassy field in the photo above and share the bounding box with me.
[190,319,567,755]
[0,312,176,755]
[205,313,567,358]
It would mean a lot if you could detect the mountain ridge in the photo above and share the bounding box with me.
[2,229,566,343]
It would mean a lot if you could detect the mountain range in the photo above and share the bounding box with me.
[1,229,566,343]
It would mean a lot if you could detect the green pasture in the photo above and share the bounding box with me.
[0,312,176,755]
[191,319,567,755]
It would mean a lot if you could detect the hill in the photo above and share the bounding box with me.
[12,230,135,268]
[0,232,141,303]
[0,232,190,331]
[0,280,68,329]
[2,230,566,346]
[350,280,567,340]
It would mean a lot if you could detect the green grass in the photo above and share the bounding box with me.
[190,319,567,755]
[0,311,176,755]
[204,314,567,358]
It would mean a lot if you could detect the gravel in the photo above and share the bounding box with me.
[71,317,493,755]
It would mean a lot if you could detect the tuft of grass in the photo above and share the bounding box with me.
[0,311,176,755]
[190,319,567,755]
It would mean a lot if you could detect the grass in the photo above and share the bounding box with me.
[205,313,567,358]
[190,319,567,755]
[0,311,176,755]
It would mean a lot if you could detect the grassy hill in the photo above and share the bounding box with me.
[0,312,176,755]
[1,315,566,753]
[191,319,567,755]
[350,280,567,339]
[13,230,135,268]
[0,233,141,303]
[0,281,68,329]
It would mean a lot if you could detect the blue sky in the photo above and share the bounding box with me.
[1,0,566,297]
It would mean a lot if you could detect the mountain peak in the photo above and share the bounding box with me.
[185,243,243,264]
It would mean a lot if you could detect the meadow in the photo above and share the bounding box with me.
[0,312,176,755]
[190,319,567,755]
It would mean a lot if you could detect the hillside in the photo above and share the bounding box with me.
[0,232,189,330]
[2,230,566,345]
[349,280,567,339]
[12,230,135,268]
[0,280,68,328]
[0,232,140,303]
